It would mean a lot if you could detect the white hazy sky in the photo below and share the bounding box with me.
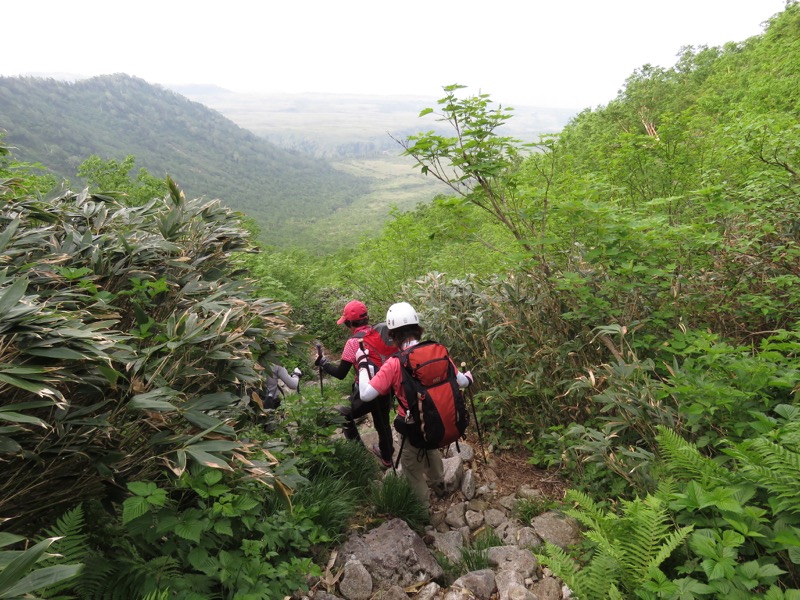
[3,0,788,110]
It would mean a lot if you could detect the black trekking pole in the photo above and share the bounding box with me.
[461,362,488,465]
[316,343,325,399]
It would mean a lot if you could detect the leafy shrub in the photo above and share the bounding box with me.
[0,181,301,533]
[544,325,800,497]
[62,466,324,599]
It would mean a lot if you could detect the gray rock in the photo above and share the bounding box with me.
[445,501,468,529]
[468,498,490,512]
[515,526,544,550]
[487,546,538,578]
[430,508,447,531]
[531,576,563,600]
[462,468,476,500]
[443,589,477,600]
[465,509,484,530]
[484,508,506,528]
[517,484,544,501]
[452,568,496,600]
[449,441,475,462]
[309,592,342,600]
[335,518,443,590]
[376,585,409,600]
[433,529,465,564]
[495,570,528,600]
[531,511,582,549]
[443,455,465,493]
[338,559,372,600]
[498,494,517,512]
[415,582,442,600]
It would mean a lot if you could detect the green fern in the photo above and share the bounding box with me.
[540,489,693,599]
[36,505,90,599]
[727,434,800,514]
[42,505,89,564]
[655,425,731,484]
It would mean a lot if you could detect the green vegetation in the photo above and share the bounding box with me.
[2,2,800,597]
[0,74,371,251]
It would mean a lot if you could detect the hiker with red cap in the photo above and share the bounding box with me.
[315,300,397,468]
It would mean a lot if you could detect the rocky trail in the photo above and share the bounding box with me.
[296,415,582,600]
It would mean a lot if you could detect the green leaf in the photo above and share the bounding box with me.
[0,373,50,395]
[122,496,150,524]
[0,411,48,427]
[3,564,82,597]
[128,397,178,412]
[174,519,205,543]
[182,410,234,436]
[187,440,241,452]
[0,533,25,549]
[24,347,92,360]
[0,537,57,594]
[213,519,234,537]
[127,481,158,496]
[185,448,233,471]
[0,278,28,318]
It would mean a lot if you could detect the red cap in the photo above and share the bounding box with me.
[337,300,368,324]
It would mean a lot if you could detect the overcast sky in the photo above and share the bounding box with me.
[3,0,788,110]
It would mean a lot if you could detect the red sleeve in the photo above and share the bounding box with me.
[341,337,359,364]
[370,356,402,398]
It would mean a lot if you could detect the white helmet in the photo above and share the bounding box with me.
[386,302,419,330]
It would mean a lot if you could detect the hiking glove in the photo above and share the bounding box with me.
[314,354,326,367]
[463,370,474,386]
[292,367,303,378]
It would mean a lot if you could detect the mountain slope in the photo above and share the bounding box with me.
[0,74,371,248]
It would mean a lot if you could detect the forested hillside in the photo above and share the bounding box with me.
[0,74,371,248]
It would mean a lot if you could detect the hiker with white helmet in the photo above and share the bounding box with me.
[355,301,473,506]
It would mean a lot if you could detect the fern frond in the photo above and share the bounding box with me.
[647,525,694,572]
[728,437,800,513]
[81,555,180,600]
[539,542,586,598]
[579,551,621,599]
[564,489,616,533]
[655,425,730,484]
[71,555,115,600]
[42,504,89,564]
[617,496,673,583]
[654,477,678,501]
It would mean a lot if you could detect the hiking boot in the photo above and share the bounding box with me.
[370,444,392,469]
[432,481,447,499]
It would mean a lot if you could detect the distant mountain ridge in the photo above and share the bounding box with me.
[0,74,371,249]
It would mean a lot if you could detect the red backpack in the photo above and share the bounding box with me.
[352,327,397,373]
[397,341,469,449]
